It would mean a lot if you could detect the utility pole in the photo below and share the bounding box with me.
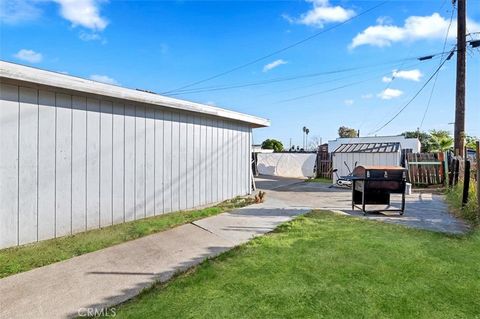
[454,0,466,157]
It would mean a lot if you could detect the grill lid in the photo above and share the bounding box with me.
[353,165,406,179]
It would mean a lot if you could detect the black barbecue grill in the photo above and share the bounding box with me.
[351,165,407,215]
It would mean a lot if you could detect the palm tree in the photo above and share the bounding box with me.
[428,130,453,152]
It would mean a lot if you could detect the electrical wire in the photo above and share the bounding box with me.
[168,58,417,96]
[168,51,448,96]
[161,1,388,95]
[419,2,456,130]
[368,47,456,136]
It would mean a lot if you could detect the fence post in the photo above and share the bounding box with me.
[462,160,470,206]
[443,152,449,187]
[454,159,460,186]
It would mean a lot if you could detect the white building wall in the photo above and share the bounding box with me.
[0,81,252,249]
[257,153,316,178]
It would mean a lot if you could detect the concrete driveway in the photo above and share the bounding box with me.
[255,175,469,234]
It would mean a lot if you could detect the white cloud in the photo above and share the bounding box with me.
[382,76,392,83]
[14,49,43,63]
[0,0,42,24]
[54,0,108,31]
[89,74,118,85]
[344,99,354,106]
[382,69,423,83]
[1,0,108,31]
[392,69,422,81]
[378,88,403,100]
[79,31,102,41]
[284,0,355,28]
[350,13,480,48]
[361,93,373,99]
[263,59,288,72]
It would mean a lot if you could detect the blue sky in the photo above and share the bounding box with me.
[1,0,479,148]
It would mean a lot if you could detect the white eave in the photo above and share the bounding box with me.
[0,61,270,128]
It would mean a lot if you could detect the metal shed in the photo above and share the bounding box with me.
[331,142,402,184]
[0,61,270,249]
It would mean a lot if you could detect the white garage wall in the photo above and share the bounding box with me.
[0,82,252,249]
[257,153,316,178]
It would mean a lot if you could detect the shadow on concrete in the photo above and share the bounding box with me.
[66,245,233,318]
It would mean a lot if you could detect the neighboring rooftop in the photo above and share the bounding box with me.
[0,60,270,128]
[333,142,401,153]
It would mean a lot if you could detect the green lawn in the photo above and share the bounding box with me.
[107,211,480,319]
[305,177,332,184]
[0,197,253,279]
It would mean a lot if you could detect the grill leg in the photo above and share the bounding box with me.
[400,191,405,215]
[351,180,355,210]
[362,187,366,216]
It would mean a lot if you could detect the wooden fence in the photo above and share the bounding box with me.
[405,153,445,186]
[316,145,332,179]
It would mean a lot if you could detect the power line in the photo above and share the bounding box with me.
[277,70,394,103]
[419,3,456,130]
[161,1,388,95]
[168,58,418,96]
[168,51,448,96]
[368,47,456,136]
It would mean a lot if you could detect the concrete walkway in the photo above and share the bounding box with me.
[256,175,469,234]
[0,195,309,319]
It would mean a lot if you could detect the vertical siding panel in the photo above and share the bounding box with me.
[154,110,164,214]
[163,111,172,213]
[100,100,113,226]
[221,120,228,201]
[193,116,201,207]
[71,96,87,233]
[179,113,187,210]
[212,119,219,202]
[171,112,180,212]
[205,118,212,204]
[233,124,239,197]
[18,87,38,245]
[0,83,19,248]
[86,98,100,229]
[186,115,194,208]
[145,107,155,217]
[55,93,72,237]
[248,129,252,194]
[239,125,247,195]
[124,104,136,221]
[112,102,125,223]
[228,122,233,198]
[200,117,207,205]
[244,126,249,194]
[37,90,56,241]
[135,104,146,219]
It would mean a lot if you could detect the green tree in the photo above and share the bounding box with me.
[466,136,479,149]
[428,130,453,152]
[261,139,284,152]
[338,126,358,138]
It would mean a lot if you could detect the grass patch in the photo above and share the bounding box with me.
[446,181,479,226]
[106,211,480,319]
[0,197,253,279]
[305,177,332,184]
